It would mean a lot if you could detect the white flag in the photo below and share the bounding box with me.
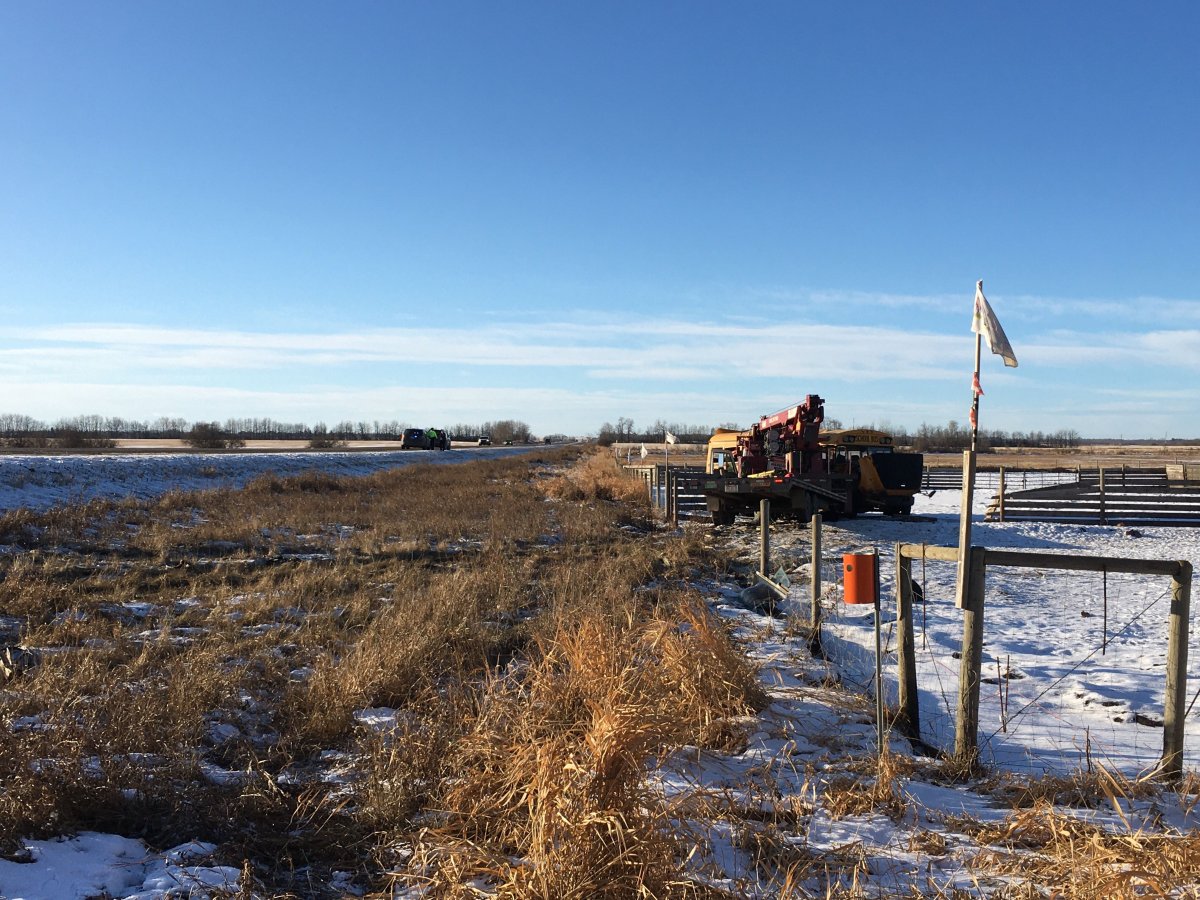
[639,443,648,459]
[665,431,678,445]
[971,281,1018,368]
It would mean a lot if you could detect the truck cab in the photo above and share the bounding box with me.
[705,428,747,475]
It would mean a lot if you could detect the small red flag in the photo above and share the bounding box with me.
[969,407,978,430]
[972,372,984,397]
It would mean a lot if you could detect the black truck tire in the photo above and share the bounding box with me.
[711,507,736,526]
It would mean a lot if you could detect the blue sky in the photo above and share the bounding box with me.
[2,2,1198,437]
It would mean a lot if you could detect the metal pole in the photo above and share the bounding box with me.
[956,326,983,609]
[1102,565,1108,656]
[955,448,976,609]
[873,552,886,758]
[810,512,823,631]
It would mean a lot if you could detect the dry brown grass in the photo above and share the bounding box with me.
[988,764,1161,811]
[0,446,766,896]
[7,447,1196,898]
[544,449,654,505]
[406,587,768,897]
[821,749,915,822]
[969,800,1200,898]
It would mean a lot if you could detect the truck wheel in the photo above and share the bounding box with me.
[711,508,735,526]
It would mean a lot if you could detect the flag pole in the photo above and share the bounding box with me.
[955,281,984,609]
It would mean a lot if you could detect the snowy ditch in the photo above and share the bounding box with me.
[0,446,538,513]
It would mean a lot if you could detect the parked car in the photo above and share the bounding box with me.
[402,428,450,450]
[401,428,431,450]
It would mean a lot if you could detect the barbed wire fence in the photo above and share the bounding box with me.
[806,539,1194,777]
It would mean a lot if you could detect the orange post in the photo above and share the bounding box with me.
[843,552,878,605]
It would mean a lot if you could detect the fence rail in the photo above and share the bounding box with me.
[923,467,1082,491]
[922,466,1131,491]
[625,464,709,521]
[984,467,1200,526]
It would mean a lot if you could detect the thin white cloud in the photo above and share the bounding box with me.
[6,319,979,382]
[12,316,1194,391]
[3,308,1198,436]
[1019,329,1200,371]
[715,286,1200,327]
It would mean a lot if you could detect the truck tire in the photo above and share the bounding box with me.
[711,507,736,526]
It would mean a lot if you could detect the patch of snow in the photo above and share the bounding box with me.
[354,707,399,731]
[0,833,237,900]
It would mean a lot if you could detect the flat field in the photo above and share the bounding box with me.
[924,443,1200,470]
[1,449,1199,898]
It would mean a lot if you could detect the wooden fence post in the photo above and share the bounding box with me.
[670,468,678,528]
[1099,467,1107,525]
[1162,561,1193,781]
[810,513,823,652]
[955,546,988,764]
[998,467,1006,522]
[895,544,919,741]
[759,499,770,576]
[665,467,671,520]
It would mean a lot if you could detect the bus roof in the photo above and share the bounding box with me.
[819,428,895,448]
[707,427,748,450]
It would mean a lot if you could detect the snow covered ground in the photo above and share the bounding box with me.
[767,487,1200,777]
[0,835,240,900]
[0,446,535,513]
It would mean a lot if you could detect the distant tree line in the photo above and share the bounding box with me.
[0,413,416,447]
[594,415,1083,453]
[444,420,533,444]
[0,413,536,450]
[596,418,730,447]
[891,422,1082,453]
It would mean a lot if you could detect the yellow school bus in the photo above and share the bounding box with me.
[705,428,749,475]
[820,428,919,514]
